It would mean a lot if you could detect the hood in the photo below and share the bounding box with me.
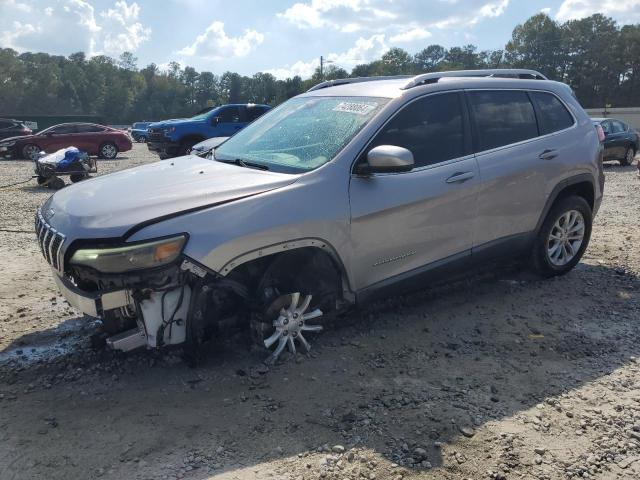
[46,155,298,239]
[148,118,193,129]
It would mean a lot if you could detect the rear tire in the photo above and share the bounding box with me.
[620,147,635,166]
[530,195,592,277]
[98,142,118,159]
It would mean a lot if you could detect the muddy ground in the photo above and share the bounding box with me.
[1,144,639,480]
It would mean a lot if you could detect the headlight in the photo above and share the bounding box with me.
[69,235,187,273]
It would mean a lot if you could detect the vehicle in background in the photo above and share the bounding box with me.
[592,118,639,166]
[0,118,32,141]
[131,122,152,143]
[188,136,229,157]
[36,69,603,365]
[147,103,271,159]
[0,123,132,160]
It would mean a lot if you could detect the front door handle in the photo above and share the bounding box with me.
[539,149,557,160]
[445,171,475,183]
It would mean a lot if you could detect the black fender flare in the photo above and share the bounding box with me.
[534,173,595,234]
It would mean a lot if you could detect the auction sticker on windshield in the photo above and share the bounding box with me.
[332,102,378,115]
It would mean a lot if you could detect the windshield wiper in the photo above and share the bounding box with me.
[217,157,269,171]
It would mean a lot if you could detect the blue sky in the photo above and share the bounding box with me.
[2,0,640,78]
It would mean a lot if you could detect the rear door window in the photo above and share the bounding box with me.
[246,106,269,122]
[611,120,626,133]
[219,107,242,123]
[468,90,538,151]
[530,91,574,135]
[75,124,105,133]
[368,92,467,168]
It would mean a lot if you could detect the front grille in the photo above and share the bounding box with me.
[148,129,165,142]
[35,210,66,272]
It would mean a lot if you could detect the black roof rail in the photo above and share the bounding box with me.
[402,69,548,89]
[307,75,412,92]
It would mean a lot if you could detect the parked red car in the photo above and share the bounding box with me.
[0,123,132,160]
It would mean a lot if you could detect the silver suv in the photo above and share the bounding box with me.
[36,69,604,363]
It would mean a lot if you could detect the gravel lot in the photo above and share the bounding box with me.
[1,144,639,480]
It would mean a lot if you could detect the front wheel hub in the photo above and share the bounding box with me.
[262,292,323,364]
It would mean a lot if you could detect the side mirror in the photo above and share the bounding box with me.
[212,116,221,126]
[356,145,414,174]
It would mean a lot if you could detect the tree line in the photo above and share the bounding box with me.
[0,12,638,124]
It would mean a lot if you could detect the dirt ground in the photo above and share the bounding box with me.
[1,144,639,480]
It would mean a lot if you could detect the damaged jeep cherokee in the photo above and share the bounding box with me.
[36,69,604,363]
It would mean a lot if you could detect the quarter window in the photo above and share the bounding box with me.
[530,92,574,134]
[469,90,538,151]
[367,93,466,168]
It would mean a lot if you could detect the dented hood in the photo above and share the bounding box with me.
[46,155,297,239]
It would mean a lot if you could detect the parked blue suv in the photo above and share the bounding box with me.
[130,122,152,142]
[147,104,271,158]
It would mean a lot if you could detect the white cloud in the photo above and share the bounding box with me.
[556,0,640,22]
[279,0,368,29]
[434,0,510,29]
[0,21,40,50]
[101,1,150,56]
[540,7,551,14]
[390,27,432,43]
[4,0,32,13]
[177,21,264,60]
[266,33,388,79]
[0,0,151,58]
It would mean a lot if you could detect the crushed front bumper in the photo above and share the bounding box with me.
[52,270,133,317]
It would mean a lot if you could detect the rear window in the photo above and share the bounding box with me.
[530,92,574,135]
[469,90,538,151]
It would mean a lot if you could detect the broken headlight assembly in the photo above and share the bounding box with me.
[69,235,187,274]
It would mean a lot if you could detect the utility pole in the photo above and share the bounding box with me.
[320,56,334,80]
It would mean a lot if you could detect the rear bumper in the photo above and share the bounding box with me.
[52,271,133,317]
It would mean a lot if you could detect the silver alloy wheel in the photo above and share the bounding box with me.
[547,209,585,266]
[23,144,40,160]
[626,148,635,164]
[101,143,117,158]
[263,292,323,364]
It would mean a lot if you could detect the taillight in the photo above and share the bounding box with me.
[595,124,605,142]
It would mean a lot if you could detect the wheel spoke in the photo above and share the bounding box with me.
[289,292,300,310]
[267,336,287,364]
[297,294,312,314]
[297,333,311,352]
[264,330,282,349]
[287,335,296,354]
[301,324,323,333]
[303,309,323,321]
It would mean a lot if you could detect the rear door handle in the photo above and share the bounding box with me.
[445,171,475,183]
[539,149,557,160]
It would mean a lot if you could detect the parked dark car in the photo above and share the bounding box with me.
[592,118,639,165]
[0,122,133,160]
[131,122,151,142]
[0,118,32,140]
